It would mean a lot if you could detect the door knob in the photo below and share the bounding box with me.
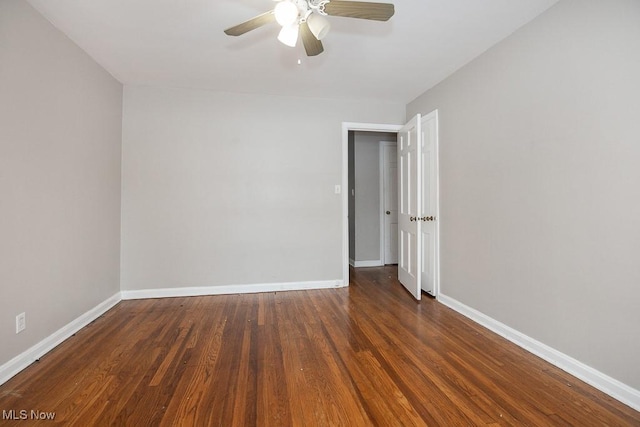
[410,216,416,222]
[386,211,391,215]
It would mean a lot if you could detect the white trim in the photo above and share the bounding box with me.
[379,142,385,265]
[0,293,121,386]
[438,294,640,412]
[351,260,384,268]
[121,279,344,300]
[342,122,403,287]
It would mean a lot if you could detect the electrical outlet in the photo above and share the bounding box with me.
[16,312,26,334]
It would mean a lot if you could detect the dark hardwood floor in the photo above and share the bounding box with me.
[0,266,638,426]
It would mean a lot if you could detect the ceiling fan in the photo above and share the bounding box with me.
[224,0,395,56]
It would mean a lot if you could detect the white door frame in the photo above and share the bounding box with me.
[342,114,440,298]
[342,123,403,286]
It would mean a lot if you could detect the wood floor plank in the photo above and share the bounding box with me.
[158,297,229,426]
[1,266,639,426]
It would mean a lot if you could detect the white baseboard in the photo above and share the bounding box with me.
[351,260,383,268]
[0,292,122,387]
[121,279,346,300]
[438,294,640,412]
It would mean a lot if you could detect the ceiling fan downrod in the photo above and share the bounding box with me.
[306,0,331,16]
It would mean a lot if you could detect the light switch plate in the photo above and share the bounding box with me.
[16,312,26,334]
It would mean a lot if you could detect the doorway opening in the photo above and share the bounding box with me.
[348,132,398,268]
[342,113,440,299]
[341,123,402,286]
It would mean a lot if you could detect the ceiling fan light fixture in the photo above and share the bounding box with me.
[224,0,396,56]
[306,13,330,40]
[277,24,299,47]
[274,1,299,27]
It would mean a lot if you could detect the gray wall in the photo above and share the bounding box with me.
[407,0,640,390]
[354,133,380,262]
[0,0,123,366]
[121,86,404,289]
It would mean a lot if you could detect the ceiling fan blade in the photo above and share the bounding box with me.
[300,22,324,56]
[324,1,394,21]
[224,11,276,36]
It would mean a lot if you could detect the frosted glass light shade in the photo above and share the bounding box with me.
[307,13,330,40]
[278,24,299,47]
[274,1,299,27]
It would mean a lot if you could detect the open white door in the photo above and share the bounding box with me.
[398,114,422,300]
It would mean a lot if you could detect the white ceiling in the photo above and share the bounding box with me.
[26,0,559,104]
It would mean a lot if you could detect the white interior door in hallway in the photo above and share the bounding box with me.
[381,141,398,264]
[398,111,439,300]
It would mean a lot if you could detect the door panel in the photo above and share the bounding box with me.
[398,115,422,300]
[421,228,435,294]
